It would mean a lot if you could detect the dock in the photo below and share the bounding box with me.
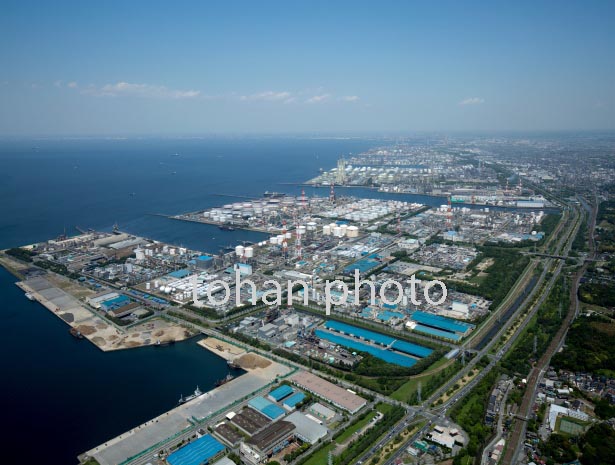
[17,275,191,351]
[83,350,292,465]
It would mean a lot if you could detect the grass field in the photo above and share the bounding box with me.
[335,411,378,444]
[302,443,335,465]
[556,415,589,436]
[376,403,395,415]
[390,357,454,402]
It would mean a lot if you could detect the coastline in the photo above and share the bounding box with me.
[1,251,194,352]
[82,346,293,465]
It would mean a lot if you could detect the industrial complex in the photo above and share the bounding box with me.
[2,136,610,465]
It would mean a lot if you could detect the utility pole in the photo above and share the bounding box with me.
[417,381,422,404]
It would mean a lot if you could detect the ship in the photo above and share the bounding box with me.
[178,386,202,405]
[218,225,235,231]
[25,292,35,301]
[264,191,285,198]
[227,359,240,369]
[155,339,175,347]
[215,374,235,387]
[69,327,84,339]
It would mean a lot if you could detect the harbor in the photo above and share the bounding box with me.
[13,266,193,352]
[82,344,293,465]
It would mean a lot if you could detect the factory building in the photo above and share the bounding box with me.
[230,408,272,436]
[282,392,306,410]
[239,421,295,465]
[166,434,225,465]
[193,255,214,270]
[308,403,336,422]
[290,372,366,414]
[247,397,286,420]
[285,412,328,444]
[267,384,294,402]
[86,291,119,308]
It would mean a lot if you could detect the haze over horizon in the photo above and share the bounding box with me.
[1,0,614,136]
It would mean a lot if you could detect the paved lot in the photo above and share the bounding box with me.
[88,357,292,465]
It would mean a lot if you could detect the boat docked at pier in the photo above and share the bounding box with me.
[215,374,234,387]
[178,386,202,405]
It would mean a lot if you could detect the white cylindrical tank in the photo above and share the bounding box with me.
[333,226,342,237]
[145,282,151,290]
[244,247,254,258]
[135,248,145,260]
[297,225,307,235]
[169,248,176,255]
[285,232,292,239]
[270,236,277,244]
[154,280,160,288]
[235,245,245,257]
[323,225,332,235]
[347,226,359,237]
[307,222,317,231]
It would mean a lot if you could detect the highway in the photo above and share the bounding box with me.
[372,200,581,465]
[123,194,583,465]
[501,197,595,465]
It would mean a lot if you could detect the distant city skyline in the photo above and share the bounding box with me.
[1,0,614,135]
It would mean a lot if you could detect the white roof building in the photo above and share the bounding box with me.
[285,412,328,444]
[548,404,588,430]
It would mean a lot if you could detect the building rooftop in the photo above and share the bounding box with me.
[309,402,335,419]
[166,434,225,465]
[214,423,242,446]
[248,396,286,419]
[285,412,328,444]
[283,392,306,408]
[290,371,366,413]
[231,407,271,435]
[269,384,294,401]
[248,421,295,451]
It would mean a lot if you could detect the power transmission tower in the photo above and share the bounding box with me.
[417,381,422,404]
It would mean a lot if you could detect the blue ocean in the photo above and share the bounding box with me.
[3,137,444,464]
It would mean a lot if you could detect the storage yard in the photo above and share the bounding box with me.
[1,155,563,465]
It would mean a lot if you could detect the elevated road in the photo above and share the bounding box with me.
[501,198,593,465]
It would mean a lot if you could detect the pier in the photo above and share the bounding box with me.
[83,349,292,465]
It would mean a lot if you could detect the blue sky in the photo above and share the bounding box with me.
[1,0,613,135]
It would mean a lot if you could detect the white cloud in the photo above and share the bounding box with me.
[239,91,292,102]
[54,80,63,88]
[75,84,354,105]
[305,94,330,104]
[82,81,200,99]
[459,97,485,105]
